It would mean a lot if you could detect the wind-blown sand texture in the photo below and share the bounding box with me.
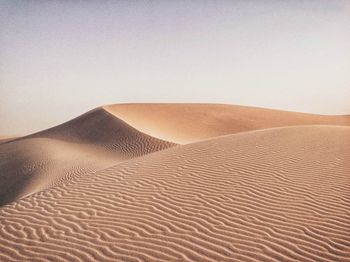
[0,108,175,206]
[0,104,349,261]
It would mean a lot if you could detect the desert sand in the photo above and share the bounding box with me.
[0,104,349,261]
[104,103,350,143]
[0,108,175,206]
[0,136,15,144]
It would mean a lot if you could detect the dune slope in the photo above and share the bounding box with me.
[0,125,349,261]
[0,136,15,144]
[0,108,175,206]
[104,103,350,143]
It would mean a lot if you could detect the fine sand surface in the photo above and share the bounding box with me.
[104,103,350,143]
[0,104,350,261]
[0,108,175,206]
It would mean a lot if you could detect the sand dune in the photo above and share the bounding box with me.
[104,103,350,143]
[0,107,175,206]
[1,103,349,261]
[0,125,349,261]
[5,103,348,206]
[25,107,176,150]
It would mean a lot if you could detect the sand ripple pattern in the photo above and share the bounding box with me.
[0,108,175,206]
[0,126,349,261]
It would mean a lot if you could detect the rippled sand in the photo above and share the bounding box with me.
[0,104,349,261]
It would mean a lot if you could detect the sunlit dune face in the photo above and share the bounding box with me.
[104,103,350,143]
[1,124,349,261]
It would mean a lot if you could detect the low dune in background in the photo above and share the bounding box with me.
[0,103,349,261]
[104,103,350,143]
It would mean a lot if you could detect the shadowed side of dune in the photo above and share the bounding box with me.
[0,125,349,261]
[0,138,121,206]
[26,107,177,154]
[0,108,176,206]
[105,103,350,143]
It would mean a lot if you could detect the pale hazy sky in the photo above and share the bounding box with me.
[1,0,350,135]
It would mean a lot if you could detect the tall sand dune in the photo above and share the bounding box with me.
[0,108,175,206]
[0,125,349,261]
[104,103,350,143]
[4,103,348,206]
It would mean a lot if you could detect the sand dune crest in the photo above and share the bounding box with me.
[104,103,350,143]
[0,108,175,206]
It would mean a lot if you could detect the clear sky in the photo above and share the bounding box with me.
[1,0,349,135]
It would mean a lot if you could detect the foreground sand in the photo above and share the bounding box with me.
[0,104,349,261]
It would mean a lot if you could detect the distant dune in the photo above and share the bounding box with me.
[104,103,350,143]
[0,104,349,261]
